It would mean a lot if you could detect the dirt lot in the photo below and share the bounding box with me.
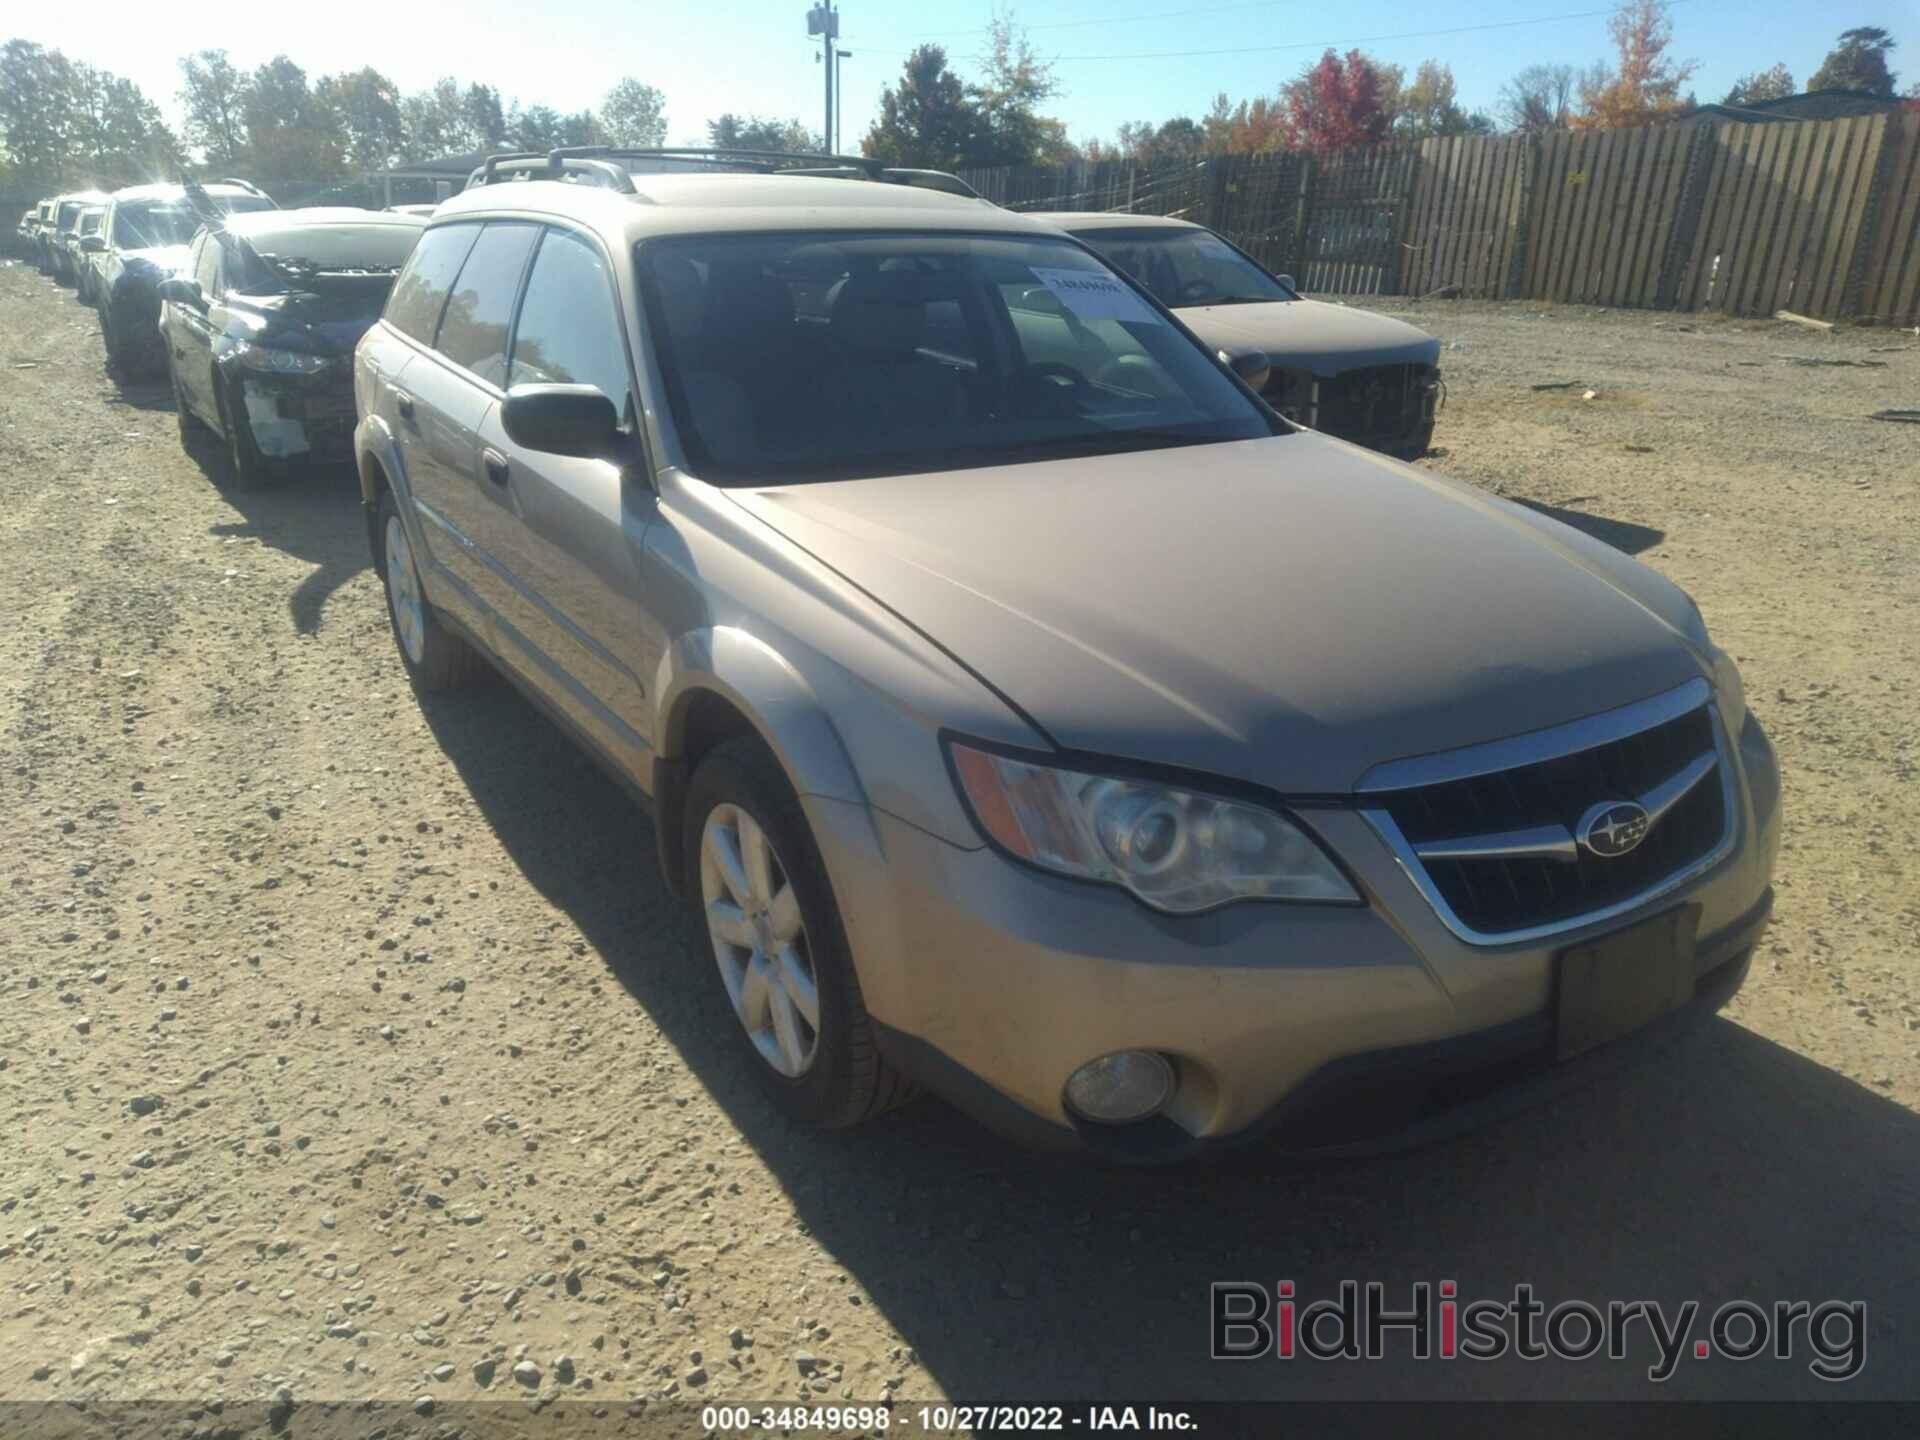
[1,257,1917,1416]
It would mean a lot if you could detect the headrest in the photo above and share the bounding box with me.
[653,253,705,337]
[829,269,944,356]
[701,268,795,348]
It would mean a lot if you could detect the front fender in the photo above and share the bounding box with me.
[654,625,866,806]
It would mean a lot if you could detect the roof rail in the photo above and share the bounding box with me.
[216,177,267,197]
[467,147,981,200]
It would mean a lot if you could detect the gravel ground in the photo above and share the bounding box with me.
[1,258,1917,1415]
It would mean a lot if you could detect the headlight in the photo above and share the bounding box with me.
[946,740,1358,914]
[1682,601,1746,735]
[1706,641,1746,736]
[232,341,330,375]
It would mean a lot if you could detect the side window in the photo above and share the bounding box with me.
[508,228,632,418]
[385,222,480,346]
[193,234,220,295]
[435,222,539,387]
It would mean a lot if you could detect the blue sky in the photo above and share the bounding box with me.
[15,0,1916,155]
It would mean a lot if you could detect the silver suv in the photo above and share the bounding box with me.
[354,148,1780,1160]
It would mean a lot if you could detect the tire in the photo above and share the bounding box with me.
[683,736,916,1128]
[215,380,272,491]
[374,488,484,692]
[169,354,207,445]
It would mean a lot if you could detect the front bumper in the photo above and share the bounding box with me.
[226,366,359,461]
[816,712,1780,1160]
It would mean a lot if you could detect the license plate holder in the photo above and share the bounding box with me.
[1556,905,1700,1060]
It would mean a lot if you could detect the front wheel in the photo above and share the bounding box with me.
[215,381,272,491]
[684,737,915,1128]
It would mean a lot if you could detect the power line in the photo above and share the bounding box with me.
[841,0,1705,65]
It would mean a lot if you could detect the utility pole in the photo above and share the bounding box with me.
[835,49,851,155]
[808,2,840,152]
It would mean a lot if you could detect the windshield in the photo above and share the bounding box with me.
[79,210,104,235]
[1081,227,1294,309]
[640,231,1278,484]
[111,195,274,250]
[56,201,86,231]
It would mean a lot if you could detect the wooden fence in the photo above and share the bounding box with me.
[960,109,1920,326]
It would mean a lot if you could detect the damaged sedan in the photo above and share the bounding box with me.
[160,207,425,488]
[1040,213,1443,458]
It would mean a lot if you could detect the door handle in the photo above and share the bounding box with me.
[395,391,415,421]
[482,449,510,487]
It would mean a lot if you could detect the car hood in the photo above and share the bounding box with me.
[726,435,1705,794]
[1177,298,1439,375]
[121,244,192,276]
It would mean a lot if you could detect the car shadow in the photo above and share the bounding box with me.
[1516,498,1665,556]
[180,423,371,635]
[418,680,1919,1403]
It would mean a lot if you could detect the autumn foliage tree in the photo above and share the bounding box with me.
[1278,49,1395,153]
[1573,0,1697,129]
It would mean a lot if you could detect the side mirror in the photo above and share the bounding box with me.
[80,234,106,253]
[158,278,203,308]
[1275,273,1299,295]
[501,383,621,459]
[1220,348,1271,392]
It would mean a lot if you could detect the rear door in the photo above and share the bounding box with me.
[378,222,483,601]
[474,223,655,761]
[397,220,540,624]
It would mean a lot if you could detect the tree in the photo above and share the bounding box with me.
[178,49,249,169]
[708,114,822,152]
[1572,0,1697,129]
[1723,64,1794,107]
[509,102,565,152]
[402,79,477,159]
[1113,116,1206,167]
[965,14,1064,167]
[1279,49,1394,153]
[1808,27,1898,98]
[1202,91,1286,153]
[316,68,406,171]
[68,64,177,184]
[599,78,666,147]
[464,84,508,151]
[1395,60,1489,139]
[243,56,345,188]
[1498,63,1575,132]
[862,45,979,168]
[1,41,77,189]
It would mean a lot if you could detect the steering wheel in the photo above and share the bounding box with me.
[1177,278,1218,303]
[1010,361,1092,417]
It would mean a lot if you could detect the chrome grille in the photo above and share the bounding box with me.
[1360,683,1733,944]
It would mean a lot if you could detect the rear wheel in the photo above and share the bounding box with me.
[375,488,483,691]
[684,737,915,1128]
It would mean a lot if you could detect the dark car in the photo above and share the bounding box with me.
[15,206,40,260]
[95,181,276,374]
[69,205,109,303]
[46,191,112,285]
[1037,212,1444,458]
[160,207,425,488]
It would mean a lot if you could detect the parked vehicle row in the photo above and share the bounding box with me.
[14,149,1777,1160]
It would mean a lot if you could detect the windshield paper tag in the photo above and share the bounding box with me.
[1029,267,1162,325]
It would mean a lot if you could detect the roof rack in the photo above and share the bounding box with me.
[467,147,981,200]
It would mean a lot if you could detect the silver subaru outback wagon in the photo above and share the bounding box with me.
[353,150,1780,1161]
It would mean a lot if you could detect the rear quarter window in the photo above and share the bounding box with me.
[384,223,480,346]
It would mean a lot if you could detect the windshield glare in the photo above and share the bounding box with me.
[1084,228,1294,309]
[112,196,274,250]
[641,232,1277,484]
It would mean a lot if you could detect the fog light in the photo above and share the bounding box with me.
[1064,1051,1174,1124]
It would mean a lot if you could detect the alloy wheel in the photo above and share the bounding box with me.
[699,803,820,1077]
[383,513,427,667]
